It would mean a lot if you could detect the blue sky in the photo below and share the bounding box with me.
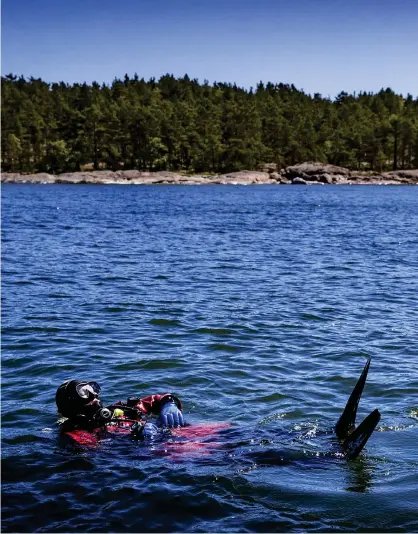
[2,0,417,97]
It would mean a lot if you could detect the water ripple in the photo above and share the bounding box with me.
[1,184,418,532]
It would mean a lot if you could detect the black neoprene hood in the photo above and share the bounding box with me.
[56,380,101,418]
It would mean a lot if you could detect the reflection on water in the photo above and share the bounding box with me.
[345,456,375,493]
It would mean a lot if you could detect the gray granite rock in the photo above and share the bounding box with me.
[292,177,307,185]
[2,165,418,185]
[285,162,350,180]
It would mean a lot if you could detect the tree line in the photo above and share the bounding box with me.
[2,73,418,174]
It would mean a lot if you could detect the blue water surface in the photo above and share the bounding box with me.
[2,184,418,532]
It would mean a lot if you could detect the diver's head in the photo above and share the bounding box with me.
[56,380,102,420]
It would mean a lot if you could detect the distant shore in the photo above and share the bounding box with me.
[2,163,418,186]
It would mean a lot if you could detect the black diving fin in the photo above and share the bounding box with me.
[335,357,371,440]
[341,408,381,460]
[335,358,381,459]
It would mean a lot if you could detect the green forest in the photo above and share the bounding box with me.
[2,73,418,174]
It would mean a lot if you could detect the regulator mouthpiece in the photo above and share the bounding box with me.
[95,408,112,423]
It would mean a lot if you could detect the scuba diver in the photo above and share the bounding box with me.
[56,381,186,446]
[56,359,381,459]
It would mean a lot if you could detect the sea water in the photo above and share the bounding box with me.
[2,184,418,532]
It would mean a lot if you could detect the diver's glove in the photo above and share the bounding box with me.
[131,421,159,440]
[142,422,159,438]
[159,400,184,428]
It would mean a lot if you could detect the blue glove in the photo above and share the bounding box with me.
[142,422,159,438]
[159,400,184,428]
[131,421,159,440]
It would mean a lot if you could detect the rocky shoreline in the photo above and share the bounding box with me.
[2,162,418,186]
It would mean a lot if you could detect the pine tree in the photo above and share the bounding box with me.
[2,74,417,174]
